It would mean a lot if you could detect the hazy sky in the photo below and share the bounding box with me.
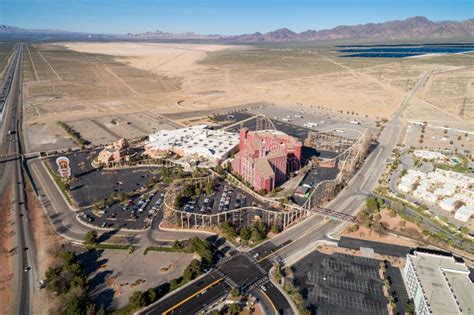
[1,0,473,35]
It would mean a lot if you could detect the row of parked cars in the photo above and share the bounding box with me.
[182,183,252,214]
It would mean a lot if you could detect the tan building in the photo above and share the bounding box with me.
[96,138,131,166]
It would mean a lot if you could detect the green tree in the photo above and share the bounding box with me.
[230,287,240,298]
[84,230,98,245]
[221,222,237,239]
[227,303,240,315]
[183,259,202,283]
[240,227,251,243]
[129,291,147,309]
[60,251,78,266]
[365,197,379,213]
[194,186,202,196]
[169,278,182,291]
[405,299,415,315]
[147,287,157,303]
[270,224,281,234]
[205,181,213,195]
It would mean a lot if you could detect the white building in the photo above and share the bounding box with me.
[403,250,474,315]
[398,168,474,210]
[454,205,474,222]
[145,125,239,165]
[440,198,457,212]
[413,150,446,161]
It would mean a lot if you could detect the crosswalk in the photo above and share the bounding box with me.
[216,251,269,292]
[217,252,241,266]
[224,277,239,288]
[245,276,269,292]
[244,253,267,274]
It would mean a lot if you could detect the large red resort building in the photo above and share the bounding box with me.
[232,128,302,192]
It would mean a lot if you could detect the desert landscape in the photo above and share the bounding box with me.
[21,41,473,152]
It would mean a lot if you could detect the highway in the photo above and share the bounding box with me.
[0,43,36,315]
[139,71,431,314]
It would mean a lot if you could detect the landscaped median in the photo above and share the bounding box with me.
[83,230,137,253]
[43,160,73,205]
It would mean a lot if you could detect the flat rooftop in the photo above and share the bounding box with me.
[409,250,474,314]
[147,125,239,160]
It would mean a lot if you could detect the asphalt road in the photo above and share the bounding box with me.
[0,43,36,315]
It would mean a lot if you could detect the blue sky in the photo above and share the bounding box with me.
[1,0,472,35]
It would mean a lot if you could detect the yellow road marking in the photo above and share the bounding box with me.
[257,251,275,263]
[257,245,288,263]
[259,288,278,313]
[162,277,224,314]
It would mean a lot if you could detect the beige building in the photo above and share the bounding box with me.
[96,138,131,166]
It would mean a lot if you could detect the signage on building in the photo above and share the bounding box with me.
[56,156,71,178]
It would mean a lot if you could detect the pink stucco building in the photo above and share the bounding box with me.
[232,128,302,192]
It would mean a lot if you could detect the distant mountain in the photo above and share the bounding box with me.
[222,17,474,42]
[2,16,473,42]
[0,24,87,35]
[126,30,221,40]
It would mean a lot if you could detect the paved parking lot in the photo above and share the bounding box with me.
[292,165,340,205]
[80,186,166,230]
[291,251,389,315]
[252,106,371,136]
[178,179,279,215]
[48,151,160,207]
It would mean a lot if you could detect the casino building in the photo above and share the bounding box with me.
[232,128,302,192]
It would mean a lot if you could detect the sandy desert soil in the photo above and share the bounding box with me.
[63,42,236,76]
[21,42,473,152]
[26,182,65,314]
[0,187,13,315]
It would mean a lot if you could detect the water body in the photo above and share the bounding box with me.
[337,44,474,58]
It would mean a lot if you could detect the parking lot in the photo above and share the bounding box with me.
[292,165,340,205]
[80,186,166,230]
[178,178,279,215]
[291,251,389,315]
[49,151,161,207]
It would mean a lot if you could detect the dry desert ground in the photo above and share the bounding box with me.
[21,42,473,152]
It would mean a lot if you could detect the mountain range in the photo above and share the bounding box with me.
[2,16,473,42]
[128,17,474,41]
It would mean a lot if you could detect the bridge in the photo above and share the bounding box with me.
[0,153,21,163]
[311,207,357,223]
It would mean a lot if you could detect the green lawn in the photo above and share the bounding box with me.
[435,163,469,173]
[44,161,72,204]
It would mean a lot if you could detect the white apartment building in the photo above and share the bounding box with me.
[403,250,474,315]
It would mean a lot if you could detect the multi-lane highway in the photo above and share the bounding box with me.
[139,71,432,314]
[0,43,36,315]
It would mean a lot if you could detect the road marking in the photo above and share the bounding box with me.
[360,151,380,188]
[162,277,224,315]
[259,287,278,314]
